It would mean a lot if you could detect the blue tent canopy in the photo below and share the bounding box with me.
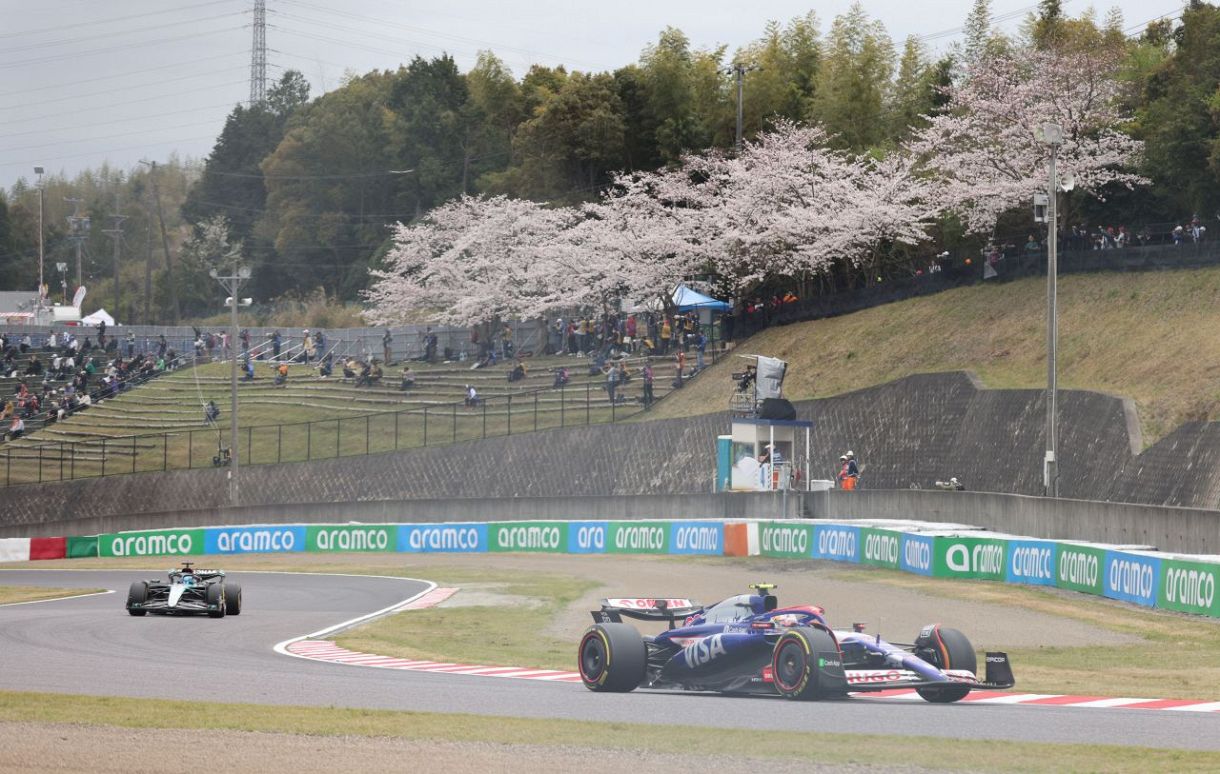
[672,284,730,312]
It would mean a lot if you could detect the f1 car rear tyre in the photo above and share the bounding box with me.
[772,626,846,701]
[578,623,646,692]
[915,625,976,703]
[206,582,226,618]
[127,581,148,616]
[224,582,242,615]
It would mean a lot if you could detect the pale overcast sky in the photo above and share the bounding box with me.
[0,0,1186,191]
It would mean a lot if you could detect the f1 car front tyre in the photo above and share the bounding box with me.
[772,626,848,701]
[206,582,226,618]
[127,581,148,616]
[224,582,242,615]
[578,623,646,692]
[914,625,976,703]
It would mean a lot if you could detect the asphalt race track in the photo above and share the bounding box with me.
[2,569,1219,751]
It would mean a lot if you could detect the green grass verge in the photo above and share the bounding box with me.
[335,567,599,668]
[0,586,104,605]
[1,690,1216,771]
[824,563,1220,700]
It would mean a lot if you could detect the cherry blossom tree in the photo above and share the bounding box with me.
[364,195,576,326]
[660,122,939,293]
[367,123,946,326]
[907,44,1145,234]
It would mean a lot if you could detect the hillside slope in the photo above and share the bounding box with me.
[649,267,1220,446]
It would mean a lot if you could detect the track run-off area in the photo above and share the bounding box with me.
[2,563,1219,754]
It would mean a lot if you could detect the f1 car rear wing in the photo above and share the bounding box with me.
[592,598,703,629]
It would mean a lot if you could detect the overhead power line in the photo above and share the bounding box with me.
[0,67,248,114]
[0,133,221,172]
[0,117,239,156]
[0,53,246,100]
[916,1,1070,43]
[1123,5,1187,38]
[0,0,242,41]
[0,82,247,130]
[0,24,247,70]
[0,10,247,56]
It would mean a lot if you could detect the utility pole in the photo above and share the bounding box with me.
[143,213,153,324]
[249,0,267,105]
[1037,122,1065,498]
[142,160,181,323]
[727,63,757,155]
[64,197,89,297]
[102,211,126,322]
[34,167,45,312]
[211,265,251,508]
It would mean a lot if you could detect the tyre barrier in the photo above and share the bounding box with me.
[3,519,1217,619]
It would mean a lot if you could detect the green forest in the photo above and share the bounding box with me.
[2,0,1220,324]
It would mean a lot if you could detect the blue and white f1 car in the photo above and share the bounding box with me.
[578,583,1014,702]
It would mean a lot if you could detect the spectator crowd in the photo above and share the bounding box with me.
[0,327,181,442]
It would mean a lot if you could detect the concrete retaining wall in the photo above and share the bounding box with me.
[811,489,1220,555]
[0,492,799,539]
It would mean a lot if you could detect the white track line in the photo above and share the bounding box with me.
[0,589,115,607]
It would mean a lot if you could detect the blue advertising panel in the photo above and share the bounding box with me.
[811,524,860,562]
[1103,550,1161,607]
[567,521,608,554]
[397,523,487,553]
[900,533,934,576]
[669,521,724,556]
[205,525,306,555]
[1006,539,1057,586]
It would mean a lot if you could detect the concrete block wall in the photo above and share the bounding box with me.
[5,370,1220,535]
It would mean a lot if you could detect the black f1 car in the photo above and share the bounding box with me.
[126,562,241,618]
[578,583,1013,702]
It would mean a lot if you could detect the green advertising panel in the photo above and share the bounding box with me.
[100,529,204,558]
[758,522,814,559]
[306,525,395,552]
[932,536,1007,580]
[1158,558,1220,618]
[489,521,567,553]
[66,535,99,559]
[860,528,903,569]
[1055,543,1106,596]
[607,521,669,554]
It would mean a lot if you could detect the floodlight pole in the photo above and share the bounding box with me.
[35,167,45,312]
[1040,123,1063,498]
[212,267,250,507]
